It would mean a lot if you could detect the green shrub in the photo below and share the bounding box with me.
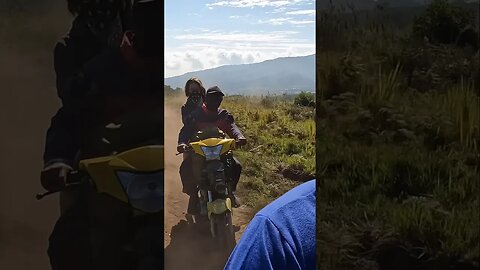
[413,0,475,44]
[294,91,316,107]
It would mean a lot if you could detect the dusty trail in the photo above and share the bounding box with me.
[0,50,61,270]
[164,103,251,270]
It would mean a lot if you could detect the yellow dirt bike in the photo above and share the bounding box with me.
[182,129,237,251]
[38,145,164,270]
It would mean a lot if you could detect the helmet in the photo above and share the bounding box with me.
[67,0,131,47]
[184,78,206,97]
[82,0,124,32]
[67,0,128,17]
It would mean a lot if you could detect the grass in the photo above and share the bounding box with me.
[222,95,316,210]
[165,91,316,214]
[317,1,479,269]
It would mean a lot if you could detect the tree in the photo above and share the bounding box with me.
[413,0,475,45]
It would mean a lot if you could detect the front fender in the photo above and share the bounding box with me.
[207,198,232,219]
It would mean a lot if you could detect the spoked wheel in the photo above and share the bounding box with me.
[210,212,236,253]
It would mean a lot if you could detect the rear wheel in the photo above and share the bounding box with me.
[210,212,236,253]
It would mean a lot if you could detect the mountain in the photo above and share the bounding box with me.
[164,55,315,95]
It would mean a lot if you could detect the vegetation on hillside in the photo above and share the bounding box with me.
[317,0,479,269]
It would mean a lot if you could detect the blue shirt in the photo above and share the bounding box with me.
[224,180,316,270]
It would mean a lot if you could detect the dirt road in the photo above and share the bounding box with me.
[164,103,251,270]
[0,47,62,270]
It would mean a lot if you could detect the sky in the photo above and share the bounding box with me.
[164,0,316,78]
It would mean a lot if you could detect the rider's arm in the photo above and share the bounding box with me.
[181,105,187,125]
[43,35,85,167]
[54,39,76,100]
[43,107,81,167]
[178,124,195,145]
[53,18,92,101]
[218,111,247,143]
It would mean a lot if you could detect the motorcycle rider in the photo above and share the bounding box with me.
[41,1,162,269]
[177,86,246,215]
[181,77,206,125]
[43,0,132,214]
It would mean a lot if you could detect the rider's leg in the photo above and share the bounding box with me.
[180,155,200,214]
[179,156,196,195]
[59,186,82,214]
[87,192,132,270]
[48,187,92,270]
[231,157,242,192]
[230,157,242,207]
[188,154,208,215]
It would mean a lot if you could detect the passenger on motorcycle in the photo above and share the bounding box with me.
[40,1,162,269]
[181,77,206,125]
[177,86,247,215]
[43,0,132,213]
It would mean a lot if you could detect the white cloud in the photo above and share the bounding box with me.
[165,29,314,77]
[229,15,240,19]
[285,9,315,16]
[258,17,292,25]
[207,0,305,9]
[288,19,314,25]
[257,17,315,26]
[175,30,303,43]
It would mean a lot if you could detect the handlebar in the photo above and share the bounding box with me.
[36,190,61,200]
[176,138,246,155]
[36,170,84,200]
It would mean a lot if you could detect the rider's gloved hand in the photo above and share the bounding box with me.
[177,143,188,153]
[41,162,73,191]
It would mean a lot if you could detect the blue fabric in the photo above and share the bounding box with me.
[224,179,316,270]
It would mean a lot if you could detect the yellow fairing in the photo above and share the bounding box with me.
[190,138,235,157]
[79,145,164,203]
[207,198,232,219]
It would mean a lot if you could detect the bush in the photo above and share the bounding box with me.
[413,0,475,44]
[294,92,316,107]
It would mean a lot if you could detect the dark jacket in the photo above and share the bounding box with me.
[43,17,105,166]
[181,97,203,125]
[44,32,163,166]
[178,104,246,145]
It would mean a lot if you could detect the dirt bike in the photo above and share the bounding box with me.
[37,144,164,270]
[179,128,237,251]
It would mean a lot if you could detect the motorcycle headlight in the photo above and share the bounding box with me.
[117,170,163,213]
[201,145,223,161]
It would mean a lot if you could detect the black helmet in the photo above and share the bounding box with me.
[67,0,132,47]
[67,0,128,17]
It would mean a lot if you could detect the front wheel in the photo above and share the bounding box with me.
[210,212,236,253]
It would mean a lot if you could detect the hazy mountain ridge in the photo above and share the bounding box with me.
[165,55,315,95]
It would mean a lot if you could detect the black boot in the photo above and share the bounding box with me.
[187,195,200,215]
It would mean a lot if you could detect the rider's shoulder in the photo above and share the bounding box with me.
[56,16,92,47]
[218,109,235,121]
[218,108,232,116]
